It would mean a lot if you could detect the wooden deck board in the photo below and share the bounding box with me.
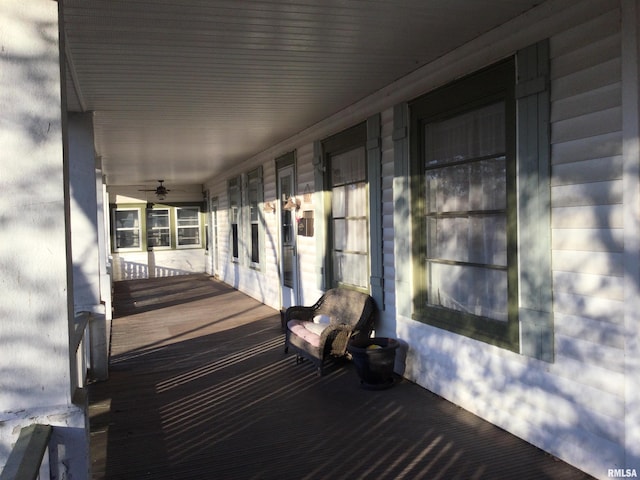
[89,274,593,479]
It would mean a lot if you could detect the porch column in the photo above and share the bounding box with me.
[0,1,89,478]
[68,112,111,381]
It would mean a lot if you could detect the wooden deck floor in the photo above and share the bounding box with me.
[89,274,593,479]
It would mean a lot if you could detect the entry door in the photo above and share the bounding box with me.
[278,165,299,309]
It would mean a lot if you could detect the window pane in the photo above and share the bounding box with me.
[333,218,368,252]
[177,208,200,246]
[347,219,368,252]
[333,219,346,250]
[333,252,368,289]
[330,143,368,290]
[177,208,199,226]
[283,245,294,288]
[249,187,259,222]
[148,231,170,247]
[423,101,508,323]
[333,183,367,218]
[426,158,506,214]
[230,189,240,223]
[331,147,366,186]
[115,210,140,249]
[346,182,367,217]
[426,214,506,266]
[251,224,259,263]
[178,227,200,245]
[424,102,505,167]
[147,209,169,228]
[427,263,508,322]
[147,209,170,247]
[232,224,239,259]
[116,230,140,249]
[115,210,138,228]
[332,186,345,218]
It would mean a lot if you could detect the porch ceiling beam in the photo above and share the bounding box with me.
[65,30,87,112]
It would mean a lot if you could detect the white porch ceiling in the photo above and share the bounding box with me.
[62,0,542,187]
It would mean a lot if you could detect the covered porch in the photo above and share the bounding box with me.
[89,274,592,479]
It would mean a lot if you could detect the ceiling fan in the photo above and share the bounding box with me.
[139,180,170,200]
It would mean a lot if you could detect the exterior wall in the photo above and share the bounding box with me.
[0,1,90,477]
[109,186,207,281]
[203,1,639,478]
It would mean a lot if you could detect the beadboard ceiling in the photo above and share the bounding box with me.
[62,0,542,187]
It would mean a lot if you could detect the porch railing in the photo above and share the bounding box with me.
[0,424,52,480]
[71,310,91,402]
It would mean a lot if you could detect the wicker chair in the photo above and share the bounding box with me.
[284,288,377,375]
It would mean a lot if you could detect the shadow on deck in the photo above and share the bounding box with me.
[89,274,593,479]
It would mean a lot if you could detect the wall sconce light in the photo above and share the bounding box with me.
[283,196,300,211]
[263,201,276,213]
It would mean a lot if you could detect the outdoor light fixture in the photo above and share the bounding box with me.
[283,196,300,211]
[263,201,276,213]
[139,180,171,201]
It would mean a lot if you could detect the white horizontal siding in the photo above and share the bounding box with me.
[551,155,622,186]
[551,204,623,229]
[294,142,322,305]
[553,270,624,301]
[549,7,624,410]
[551,83,621,123]
[551,180,622,207]
[553,250,624,276]
[555,311,625,350]
[552,228,623,252]
[552,131,623,165]
[258,159,281,309]
[551,106,622,144]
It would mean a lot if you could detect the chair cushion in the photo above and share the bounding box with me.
[287,319,327,348]
[313,314,330,325]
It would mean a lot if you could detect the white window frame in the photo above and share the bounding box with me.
[112,207,142,252]
[228,177,241,262]
[246,167,264,269]
[175,206,202,248]
[146,208,171,249]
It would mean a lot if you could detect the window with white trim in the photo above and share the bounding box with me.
[113,208,142,251]
[146,208,170,248]
[228,177,241,261]
[176,207,201,247]
[247,167,264,267]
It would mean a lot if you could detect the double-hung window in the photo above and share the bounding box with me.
[331,146,369,289]
[113,208,142,251]
[247,167,263,267]
[146,208,170,248]
[411,59,519,349]
[228,177,241,261]
[323,123,370,291]
[176,207,201,247]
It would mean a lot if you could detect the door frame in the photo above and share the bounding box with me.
[276,152,299,309]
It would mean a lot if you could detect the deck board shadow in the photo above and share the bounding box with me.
[89,274,593,480]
